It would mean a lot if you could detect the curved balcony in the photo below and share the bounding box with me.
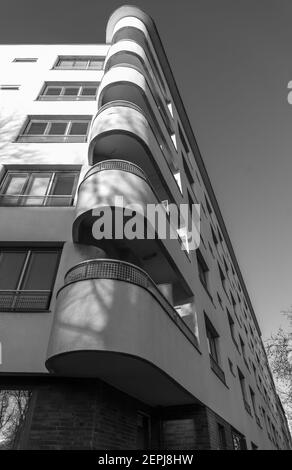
[98,64,173,137]
[106,7,168,99]
[46,259,199,406]
[88,101,182,204]
[72,159,192,294]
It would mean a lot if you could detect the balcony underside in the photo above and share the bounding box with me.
[47,350,195,407]
[46,266,200,406]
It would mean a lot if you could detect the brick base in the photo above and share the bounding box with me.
[1,376,235,450]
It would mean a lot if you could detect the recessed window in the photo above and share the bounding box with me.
[136,413,150,450]
[38,83,99,101]
[18,117,91,142]
[218,263,227,292]
[0,247,61,311]
[205,317,220,364]
[0,85,20,90]
[238,367,251,414]
[54,56,104,70]
[0,170,79,207]
[232,429,246,450]
[205,196,212,215]
[197,250,210,293]
[227,309,238,347]
[217,424,227,450]
[13,58,37,63]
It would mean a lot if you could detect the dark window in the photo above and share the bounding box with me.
[217,424,227,449]
[232,429,246,450]
[205,316,220,364]
[0,248,61,311]
[0,170,79,206]
[227,309,237,346]
[251,442,258,450]
[136,413,150,449]
[197,250,209,292]
[13,58,37,63]
[218,263,227,292]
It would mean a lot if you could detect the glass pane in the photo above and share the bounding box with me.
[51,173,76,195]
[81,87,97,96]
[0,251,27,289]
[0,174,28,206]
[3,174,28,194]
[44,87,62,96]
[48,173,76,206]
[63,87,79,96]
[23,174,51,206]
[21,251,59,290]
[88,60,103,70]
[0,390,32,449]
[26,122,47,135]
[58,59,73,68]
[73,60,87,69]
[68,121,89,135]
[48,122,68,135]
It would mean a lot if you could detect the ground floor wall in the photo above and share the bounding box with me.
[0,376,249,450]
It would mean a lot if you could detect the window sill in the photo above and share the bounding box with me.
[17,135,88,143]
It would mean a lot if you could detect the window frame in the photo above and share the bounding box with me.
[0,169,79,207]
[0,247,61,312]
[54,56,104,70]
[17,116,91,143]
[38,83,99,101]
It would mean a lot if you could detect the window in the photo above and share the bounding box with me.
[0,389,32,449]
[211,225,218,246]
[39,83,99,100]
[205,196,212,215]
[0,170,79,206]
[238,368,251,414]
[217,424,227,450]
[54,56,104,70]
[0,85,20,90]
[136,413,150,449]
[251,441,258,450]
[249,387,259,422]
[206,318,219,364]
[232,429,247,450]
[13,58,37,63]
[18,117,91,142]
[227,309,238,347]
[0,248,60,311]
[218,263,227,292]
[197,250,210,293]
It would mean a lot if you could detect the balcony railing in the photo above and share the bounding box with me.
[0,194,74,207]
[0,290,52,311]
[81,159,148,185]
[62,259,200,350]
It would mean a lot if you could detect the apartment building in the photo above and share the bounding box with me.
[0,5,290,450]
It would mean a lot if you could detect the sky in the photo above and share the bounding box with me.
[0,0,292,339]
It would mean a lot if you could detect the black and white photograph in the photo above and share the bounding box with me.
[0,0,291,457]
